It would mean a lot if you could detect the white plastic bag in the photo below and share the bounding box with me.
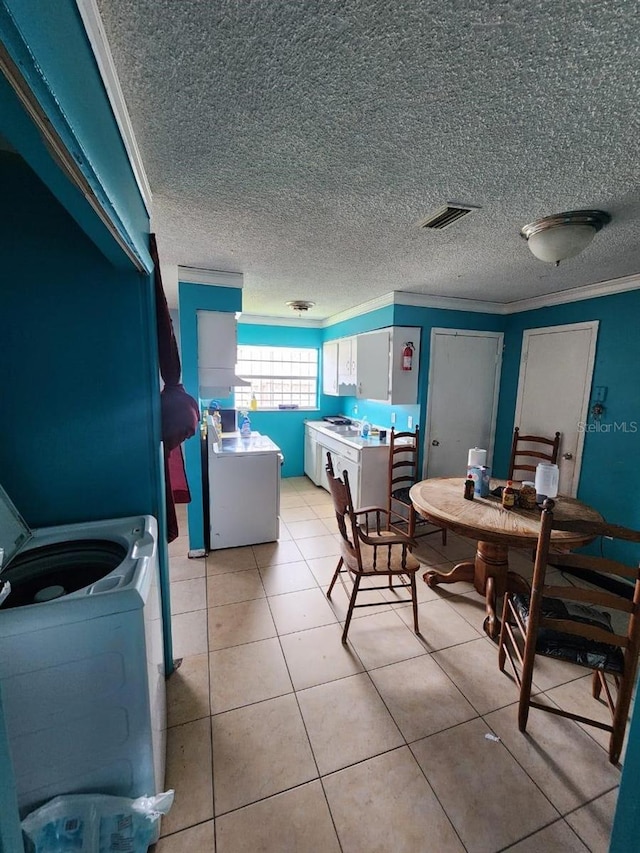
[21,790,174,853]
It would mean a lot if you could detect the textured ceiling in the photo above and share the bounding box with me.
[95,0,640,318]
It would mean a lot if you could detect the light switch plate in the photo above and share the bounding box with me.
[407,416,413,429]
[390,412,396,424]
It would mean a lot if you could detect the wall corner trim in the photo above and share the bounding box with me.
[177,267,243,287]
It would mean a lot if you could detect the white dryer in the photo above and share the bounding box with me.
[0,484,166,817]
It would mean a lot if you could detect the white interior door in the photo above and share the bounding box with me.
[514,321,598,497]
[424,329,503,478]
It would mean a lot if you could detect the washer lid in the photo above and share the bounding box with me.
[0,482,32,575]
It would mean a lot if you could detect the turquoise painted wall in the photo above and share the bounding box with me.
[0,152,161,526]
[0,0,151,271]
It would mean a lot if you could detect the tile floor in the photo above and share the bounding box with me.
[153,477,621,853]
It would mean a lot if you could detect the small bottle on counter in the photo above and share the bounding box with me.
[250,393,258,411]
[502,480,516,509]
[464,475,475,500]
[360,418,370,438]
[239,411,251,437]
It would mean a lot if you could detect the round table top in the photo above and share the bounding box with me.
[410,477,603,550]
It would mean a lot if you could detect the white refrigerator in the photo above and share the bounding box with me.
[208,432,281,550]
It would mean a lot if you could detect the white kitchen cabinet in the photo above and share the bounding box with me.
[338,337,357,388]
[322,340,339,395]
[197,310,248,393]
[304,422,390,509]
[356,326,421,404]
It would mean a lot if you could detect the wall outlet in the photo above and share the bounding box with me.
[352,405,358,415]
[390,412,396,425]
[407,415,413,429]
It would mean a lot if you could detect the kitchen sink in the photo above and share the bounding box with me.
[322,424,361,435]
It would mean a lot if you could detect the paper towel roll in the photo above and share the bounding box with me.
[467,447,487,467]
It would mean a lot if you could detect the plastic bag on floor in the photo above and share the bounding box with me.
[21,790,174,853]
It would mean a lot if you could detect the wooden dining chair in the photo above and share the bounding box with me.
[387,426,447,545]
[508,426,561,481]
[325,452,421,643]
[498,500,640,764]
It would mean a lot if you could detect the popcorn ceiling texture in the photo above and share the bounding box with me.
[97,0,640,317]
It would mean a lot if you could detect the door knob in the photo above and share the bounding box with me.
[562,452,573,460]
[432,440,440,446]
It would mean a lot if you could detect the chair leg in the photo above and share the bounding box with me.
[327,557,344,598]
[342,574,361,644]
[410,572,419,633]
[592,671,603,699]
[497,596,509,673]
[441,527,447,545]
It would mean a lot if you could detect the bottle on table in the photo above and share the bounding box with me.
[502,479,515,509]
[464,475,475,500]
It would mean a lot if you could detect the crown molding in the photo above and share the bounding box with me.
[75,0,152,216]
[391,290,505,314]
[177,267,243,287]
[322,291,395,327]
[502,272,640,314]
[239,313,323,328]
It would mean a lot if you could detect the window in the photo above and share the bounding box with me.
[235,345,318,410]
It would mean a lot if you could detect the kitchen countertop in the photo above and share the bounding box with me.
[305,420,389,450]
[211,432,281,455]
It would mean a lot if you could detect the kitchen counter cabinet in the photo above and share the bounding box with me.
[304,422,390,508]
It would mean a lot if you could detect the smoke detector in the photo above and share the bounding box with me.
[286,300,315,312]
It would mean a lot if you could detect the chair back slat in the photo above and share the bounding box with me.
[538,617,629,649]
[508,426,561,480]
[544,584,635,615]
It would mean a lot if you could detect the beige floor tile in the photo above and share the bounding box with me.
[277,521,292,541]
[268,587,338,634]
[485,703,621,814]
[412,540,453,568]
[306,554,340,586]
[301,489,334,505]
[206,546,257,575]
[166,654,210,727]
[280,623,365,690]
[280,504,318,522]
[442,590,489,631]
[168,536,190,558]
[209,637,292,713]
[170,577,207,614]
[383,574,450,605]
[171,608,208,658]
[433,636,522,715]
[321,515,339,534]
[564,788,618,853]
[345,609,427,670]
[215,780,341,853]
[297,672,403,774]
[168,554,206,582]
[252,539,304,567]
[324,746,464,853]
[430,534,477,562]
[502,820,589,852]
[411,717,559,853]
[311,502,335,519]
[211,694,317,815]
[396,598,483,650]
[207,568,265,607]
[208,598,276,651]
[155,820,215,852]
[369,655,477,742]
[160,718,213,836]
[258,560,317,595]
[296,534,341,560]
[326,578,394,621]
[280,492,307,507]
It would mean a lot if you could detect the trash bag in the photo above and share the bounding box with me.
[21,790,174,853]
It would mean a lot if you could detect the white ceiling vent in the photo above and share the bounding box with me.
[419,204,478,230]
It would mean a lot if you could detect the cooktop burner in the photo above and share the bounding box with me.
[323,416,352,425]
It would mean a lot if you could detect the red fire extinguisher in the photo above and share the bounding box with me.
[402,341,414,371]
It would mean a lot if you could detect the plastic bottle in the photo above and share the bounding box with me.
[360,417,370,438]
[239,411,251,437]
[464,475,475,500]
[502,480,515,509]
[250,393,258,411]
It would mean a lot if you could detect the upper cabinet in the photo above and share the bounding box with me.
[197,310,248,393]
[322,327,421,404]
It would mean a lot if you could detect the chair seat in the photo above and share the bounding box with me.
[511,593,624,674]
[353,537,420,575]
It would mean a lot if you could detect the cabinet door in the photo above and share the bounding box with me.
[338,338,356,386]
[332,454,361,506]
[389,327,421,404]
[322,341,339,395]
[304,427,320,484]
[356,329,391,400]
[197,310,237,369]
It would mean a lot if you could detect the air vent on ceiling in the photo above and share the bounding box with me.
[419,204,477,230]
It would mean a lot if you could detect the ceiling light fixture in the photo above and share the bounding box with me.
[286,300,315,313]
[520,209,611,266]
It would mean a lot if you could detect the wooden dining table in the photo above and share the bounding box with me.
[409,477,603,639]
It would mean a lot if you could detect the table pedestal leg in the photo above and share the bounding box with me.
[423,540,510,640]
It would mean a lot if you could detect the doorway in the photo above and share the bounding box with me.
[424,329,504,478]
[514,321,598,496]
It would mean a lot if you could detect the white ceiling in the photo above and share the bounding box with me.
[95,0,640,319]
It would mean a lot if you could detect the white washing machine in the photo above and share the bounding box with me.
[0,483,166,817]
